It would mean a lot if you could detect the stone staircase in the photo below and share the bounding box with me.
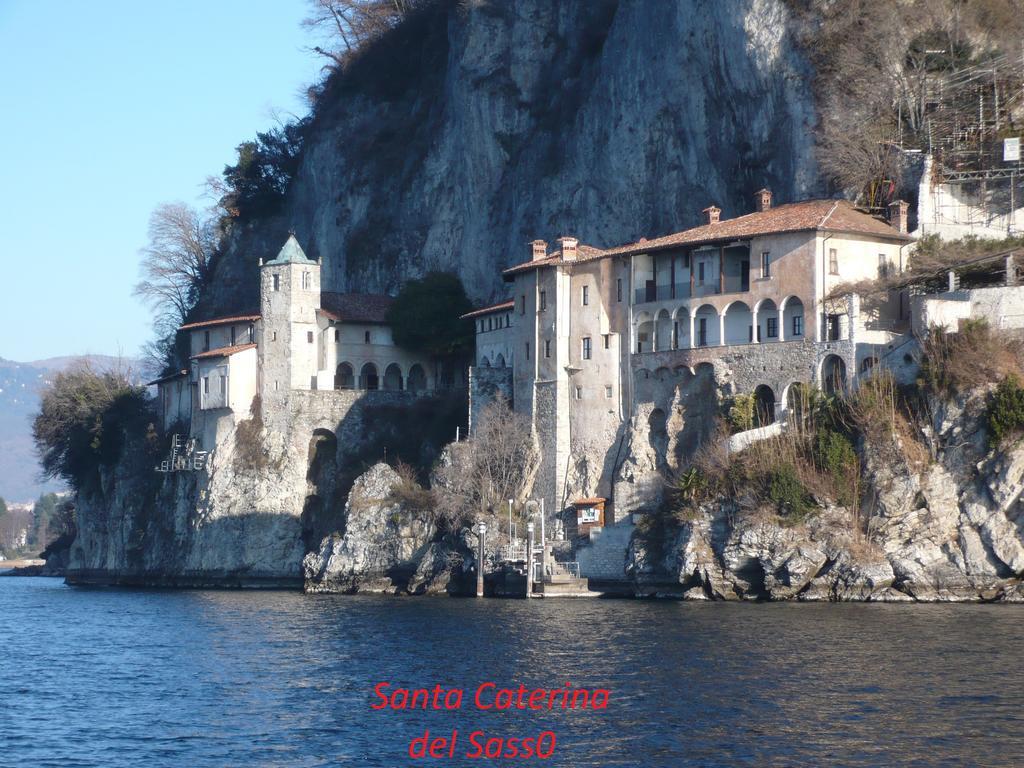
[575,518,636,583]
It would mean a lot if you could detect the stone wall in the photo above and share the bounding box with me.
[467,365,513,432]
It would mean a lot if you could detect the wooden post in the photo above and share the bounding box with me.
[526,522,535,598]
[719,246,726,294]
[476,521,486,598]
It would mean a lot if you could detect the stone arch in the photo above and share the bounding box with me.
[781,296,805,339]
[360,362,379,390]
[407,364,427,392]
[693,304,720,347]
[860,355,878,374]
[480,356,491,367]
[723,300,753,345]
[654,366,671,382]
[334,362,354,390]
[383,363,403,391]
[648,407,668,456]
[820,355,847,395]
[671,306,691,349]
[495,353,506,368]
[753,384,776,426]
[655,309,672,351]
[635,310,654,354]
[784,381,814,427]
[755,298,780,342]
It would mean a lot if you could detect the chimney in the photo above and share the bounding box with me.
[702,205,721,225]
[887,200,909,234]
[755,188,772,212]
[558,236,579,261]
[531,239,548,261]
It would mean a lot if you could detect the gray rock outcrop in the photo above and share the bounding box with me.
[626,387,1024,601]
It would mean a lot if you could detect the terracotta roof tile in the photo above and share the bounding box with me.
[502,200,909,279]
[573,497,607,505]
[503,244,606,276]
[598,199,910,258]
[191,343,257,360]
[179,314,260,331]
[461,299,514,319]
[319,292,394,324]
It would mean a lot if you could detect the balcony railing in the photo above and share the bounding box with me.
[634,278,751,305]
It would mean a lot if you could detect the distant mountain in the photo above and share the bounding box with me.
[0,355,143,503]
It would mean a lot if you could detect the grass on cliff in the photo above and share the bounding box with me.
[670,373,932,530]
[919,318,1024,400]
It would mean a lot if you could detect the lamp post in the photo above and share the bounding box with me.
[508,499,514,543]
[525,521,535,599]
[476,521,486,598]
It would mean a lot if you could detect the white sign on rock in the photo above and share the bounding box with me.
[1004,137,1021,163]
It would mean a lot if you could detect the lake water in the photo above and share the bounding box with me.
[2,577,1023,767]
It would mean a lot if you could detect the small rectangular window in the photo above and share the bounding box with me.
[539,291,547,311]
[272,331,277,342]
[616,278,622,303]
[520,295,526,315]
[230,326,236,345]
[829,248,839,275]
[575,386,582,400]
[605,385,613,399]
[334,328,340,342]
[307,331,314,343]
[203,330,210,352]
[760,251,771,278]
[526,342,530,360]
[582,285,589,306]
[792,315,803,337]
[766,317,778,338]
[582,337,592,360]
[203,376,209,394]
[248,324,255,343]
[272,274,280,291]
[365,330,371,344]
[603,334,610,349]
[274,380,279,391]
[544,339,551,358]
[698,262,705,283]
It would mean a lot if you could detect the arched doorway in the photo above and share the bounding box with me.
[407,364,427,392]
[360,362,379,390]
[754,385,776,426]
[755,299,780,342]
[821,355,847,395]
[694,305,720,347]
[383,363,403,391]
[480,356,491,367]
[334,362,354,390]
[723,301,753,345]
[495,353,506,367]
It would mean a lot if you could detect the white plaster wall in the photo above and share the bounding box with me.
[916,154,1024,241]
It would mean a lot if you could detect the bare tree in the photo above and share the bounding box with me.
[133,203,218,371]
[302,0,415,69]
[433,397,539,527]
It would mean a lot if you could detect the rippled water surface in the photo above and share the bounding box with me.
[2,578,1024,766]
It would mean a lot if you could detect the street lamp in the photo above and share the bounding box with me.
[476,521,486,598]
[508,499,514,542]
[525,521,535,599]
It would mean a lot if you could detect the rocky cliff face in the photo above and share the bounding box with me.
[628,388,1024,602]
[201,0,819,316]
[303,463,474,594]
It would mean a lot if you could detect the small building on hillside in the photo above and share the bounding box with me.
[151,235,437,440]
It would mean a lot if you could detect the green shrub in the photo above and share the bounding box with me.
[726,394,755,433]
[767,463,814,523]
[987,375,1024,448]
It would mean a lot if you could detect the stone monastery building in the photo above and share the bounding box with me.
[466,190,915,523]
[150,235,435,446]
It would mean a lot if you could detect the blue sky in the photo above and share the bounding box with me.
[0,1,322,362]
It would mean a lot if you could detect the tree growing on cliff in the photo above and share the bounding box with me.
[386,271,475,360]
[433,398,539,527]
[32,362,155,490]
[133,203,219,373]
[303,0,416,69]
